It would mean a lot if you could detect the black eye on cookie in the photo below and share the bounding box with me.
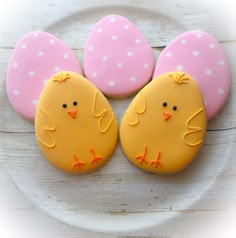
[62,103,67,108]
[162,102,167,107]
[62,101,78,108]
[162,102,178,111]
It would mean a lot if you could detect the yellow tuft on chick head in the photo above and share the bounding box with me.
[120,72,207,174]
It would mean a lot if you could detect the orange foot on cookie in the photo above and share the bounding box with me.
[72,154,86,169]
[150,150,163,168]
[90,148,103,164]
[136,145,148,164]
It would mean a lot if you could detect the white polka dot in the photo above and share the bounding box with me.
[21,43,27,49]
[13,63,18,68]
[218,88,224,95]
[192,77,197,82]
[28,71,35,77]
[37,51,44,57]
[205,69,212,75]
[180,39,187,44]
[110,17,116,22]
[117,62,123,68]
[97,28,103,33]
[102,56,108,61]
[144,64,149,69]
[130,77,136,82]
[32,99,38,106]
[219,60,225,66]
[204,100,208,107]
[64,54,69,59]
[197,33,203,38]
[210,43,215,48]
[50,39,55,44]
[109,81,115,87]
[135,39,141,44]
[127,51,133,57]
[88,46,94,51]
[92,72,97,78]
[124,25,129,29]
[14,90,20,96]
[43,79,48,85]
[33,32,39,37]
[192,50,200,56]
[165,52,173,58]
[112,35,117,40]
[54,66,60,72]
[176,65,184,71]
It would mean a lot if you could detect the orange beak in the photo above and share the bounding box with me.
[68,110,77,119]
[163,112,172,121]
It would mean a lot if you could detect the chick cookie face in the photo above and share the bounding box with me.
[35,71,118,173]
[120,72,207,174]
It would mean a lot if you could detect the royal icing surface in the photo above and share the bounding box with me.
[153,31,231,120]
[6,31,83,121]
[120,72,207,174]
[83,15,154,97]
[35,71,118,173]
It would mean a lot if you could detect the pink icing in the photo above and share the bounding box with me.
[83,15,154,97]
[153,31,231,120]
[6,31,82,121]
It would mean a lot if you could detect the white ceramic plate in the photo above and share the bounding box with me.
[1,1,236,234]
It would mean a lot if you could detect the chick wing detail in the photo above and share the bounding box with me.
[183,108,205,147]
[125,92,146,126]
[36,107,56,148]
[92,91,114,133]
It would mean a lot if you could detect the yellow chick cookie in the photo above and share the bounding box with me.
[120,72,207,174]
[35,71,118,173]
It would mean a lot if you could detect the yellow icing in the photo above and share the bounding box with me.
[92,91,115,133]
[125,92,146,126]
[36,108,56,148]
[35,71,118,173]
[53,72,71,82]
[170,72,189,85]
[120,72,207,174]
[183,108,204,146]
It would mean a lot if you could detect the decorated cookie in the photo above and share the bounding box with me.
[120,72,207,174]
[153,31,231,120]
[83,15,154,97]
[35,71,118,173]
[6,31,82,121]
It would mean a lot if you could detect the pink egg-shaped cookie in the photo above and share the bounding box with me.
[6,31,83,121]
[153,31,231,120]
[83,15,154,97]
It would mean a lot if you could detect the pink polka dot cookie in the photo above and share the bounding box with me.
[153,31,231,120]
[6,31,83,121]
[83,15,154,98]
